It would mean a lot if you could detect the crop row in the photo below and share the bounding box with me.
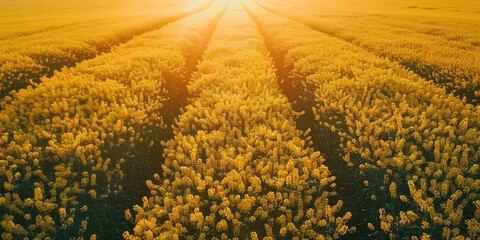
[0,0,182,41]
[254,0,480,47]
[124,3,350,240]
[0,0,213,99]
[0,3,225,239]
[245,1,479,239]
[253,0,480,104]
[341,15,480,47]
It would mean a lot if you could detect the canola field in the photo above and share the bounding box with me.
[0,0,478,239]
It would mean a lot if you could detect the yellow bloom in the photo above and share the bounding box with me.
[59,208,67,219]
[380,222,390,233]
[216,219,228,231]
[81,220,88,231]
[125,209,132,221]
[34,187,43,201]
[389,182,397,198]
[250,232,259,240]
[367,223,375,231]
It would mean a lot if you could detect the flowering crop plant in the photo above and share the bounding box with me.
[0,0,478,239]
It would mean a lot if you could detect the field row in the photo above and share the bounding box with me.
[0,0,213,99]
[0,0,182,41]
[253,0,480,104]
[124,4,349,239]
[0,0,479,239]
[256,0,480,46]
[0,2,226,239]
[245,0,479,238]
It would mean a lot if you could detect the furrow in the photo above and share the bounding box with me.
[253,0,480,105]
[0,2,226,239]
[125,2,350,239]
[244,0,479,238]
[0,0,215,100]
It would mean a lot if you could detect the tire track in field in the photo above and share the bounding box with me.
[0,0,215,101]
[253,3,479,105]
[90,5,228,239]
[243,0,352,213]
[125,3,349,238]
[159,3,228,152]
[244,4,382,239]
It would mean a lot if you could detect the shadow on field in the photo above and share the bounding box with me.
[85,7,226,239]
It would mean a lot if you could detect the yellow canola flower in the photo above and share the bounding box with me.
[0,1,226,238]
[367,222,375,231]
[125,4,348,240]
[59,208,67,219]
[33,187,43,201]
[389,182,397,199]
[125,209,132,221]
[216,220,228,232]
[89,190,96,199]
[244,0,480,237]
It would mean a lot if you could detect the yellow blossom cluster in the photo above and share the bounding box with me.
[0,0,197,41]
[253,0,480,103]
[0,0,214,98]
[0,3,225,238]
[254,0,480,47]
[244,0,479,238]
[125,3,350,239]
